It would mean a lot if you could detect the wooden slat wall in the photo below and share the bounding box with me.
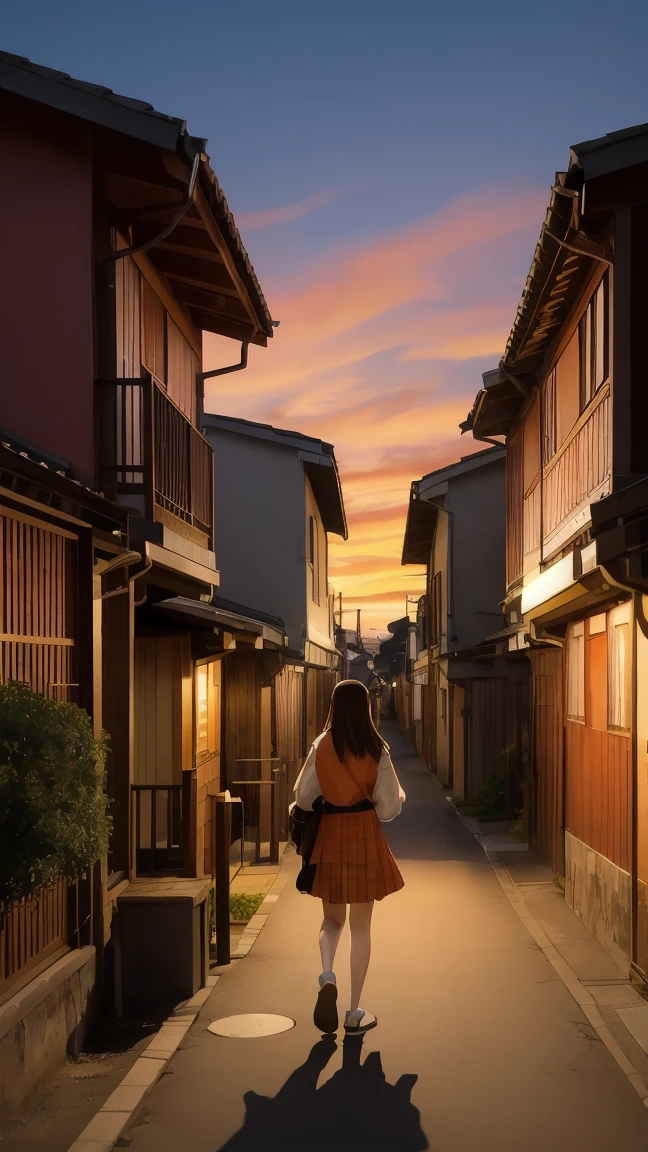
[0,878,68,1000]
[467,677,508,799]
[116,256,141,379]
[305,667,337,746]
[531,648,564,873]
[197,660,221,877]
[506,428,523,588]
[274,664,304,767]
[141,278,166,383]
[167,318,199,426]
[565,723,631,872]
[223,649,262,787]
[0,510,78,701]
[543,389,610,541]
[523,481,541,564]
[134,637,180,785]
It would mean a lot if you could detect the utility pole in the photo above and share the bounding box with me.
[356,608,362,648]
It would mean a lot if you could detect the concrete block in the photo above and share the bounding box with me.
[565,833,631,966]
[67,1140,118,1152]
[120,1056,167,1087]
[76,1110,131,1142]
[101,1083,149,1111]
[145,1021,192,1054]
[0,947,96,1122]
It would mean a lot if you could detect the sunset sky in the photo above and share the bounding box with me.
[7,0,648,633]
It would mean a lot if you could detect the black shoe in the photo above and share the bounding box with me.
[314,979,338,1033]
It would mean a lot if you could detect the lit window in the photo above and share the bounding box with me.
[608,602,631,730]
[567,621,585,721]
[196,664,209,755]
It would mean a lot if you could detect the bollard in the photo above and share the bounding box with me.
[215,793,232,966]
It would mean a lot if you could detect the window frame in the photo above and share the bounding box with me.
[566,620,585,722]
[542,366,557,464]
[607,601,631,732]
[430,572,442,646]
[308,514,320,605]
[542,271,609,465]
[194,659,219,764]
[579,273,609,412]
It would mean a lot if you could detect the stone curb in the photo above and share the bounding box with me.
[65,859,293,1151]
[451,802,648,1108]
[65,976,220,1152]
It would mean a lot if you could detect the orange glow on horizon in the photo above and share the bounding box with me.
[204,185,545,634]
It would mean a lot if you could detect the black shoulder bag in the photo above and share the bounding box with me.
[290,797,323,894]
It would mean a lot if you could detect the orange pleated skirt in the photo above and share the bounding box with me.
[308,808,404,904]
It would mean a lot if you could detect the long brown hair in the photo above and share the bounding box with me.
[325,680,385,763]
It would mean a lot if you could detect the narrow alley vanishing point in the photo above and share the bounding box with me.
[118,726,648,1152]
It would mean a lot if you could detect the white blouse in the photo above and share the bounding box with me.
[293,732,406,823]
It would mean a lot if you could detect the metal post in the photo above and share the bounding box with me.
[215,793,231,967]
[151,789,157,874]
[270,780,278,865]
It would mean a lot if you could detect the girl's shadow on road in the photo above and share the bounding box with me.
[216,1033,429,1151]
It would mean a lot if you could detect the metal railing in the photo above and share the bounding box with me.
[96,372,214,540]
[133,784,183,874]
[211,792,244,967]
[229,759,288,866]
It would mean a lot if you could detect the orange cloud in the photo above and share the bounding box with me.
[203,183,543,632]
[236,189,341,232]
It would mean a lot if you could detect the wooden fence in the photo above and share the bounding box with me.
[0,879,69,1001]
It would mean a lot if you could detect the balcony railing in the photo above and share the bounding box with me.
[96,373,214,541]
[133,784,184,874]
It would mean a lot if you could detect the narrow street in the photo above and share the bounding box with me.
[117,724,648,1152]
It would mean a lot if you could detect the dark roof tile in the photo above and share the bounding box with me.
[0,50,274,336]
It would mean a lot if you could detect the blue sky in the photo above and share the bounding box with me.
[5,0,648,627]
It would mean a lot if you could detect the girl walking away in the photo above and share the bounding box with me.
[294,680,405,1035]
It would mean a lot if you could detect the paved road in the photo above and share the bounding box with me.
[123,725,648,1152]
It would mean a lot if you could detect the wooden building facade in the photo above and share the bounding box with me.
[463,125,648,972]
[401,446,530,805]
[0,49,274,1111]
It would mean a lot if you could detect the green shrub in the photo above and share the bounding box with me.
[510,818,527,843]
[0,680,111,908]
[478,773,506,810]
[229,893,264,922]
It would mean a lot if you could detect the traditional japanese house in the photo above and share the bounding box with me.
[202,415,347,826]
[462,125,648,972]
[0,436,130,1119]
[375,616,413,734]
[0,49,273,1097]
[401,447,529,802]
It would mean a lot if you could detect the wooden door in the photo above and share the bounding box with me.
[259,685,273,837]
[274,663,304,792]
[531,648,565,874]
[452,685,465,798]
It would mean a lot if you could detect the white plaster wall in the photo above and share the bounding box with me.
[206,428,307,650]
[446,457,506,652]
[305,476,334,650]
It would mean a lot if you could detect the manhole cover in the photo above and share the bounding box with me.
[208,1013,295,1038]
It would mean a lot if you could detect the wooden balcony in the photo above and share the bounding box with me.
[542,386,610,555]
[133,784,184,875]
[96,373,214,545]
